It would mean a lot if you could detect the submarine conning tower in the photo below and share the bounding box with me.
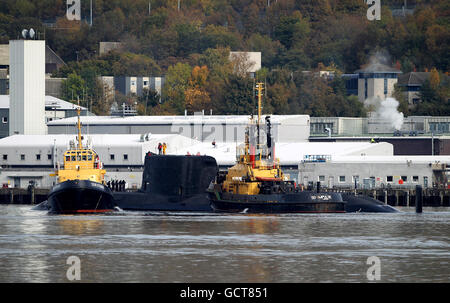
[141,155,218,197]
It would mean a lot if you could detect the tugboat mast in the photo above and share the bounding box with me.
[77,98,82,150]
[255,82,264,148]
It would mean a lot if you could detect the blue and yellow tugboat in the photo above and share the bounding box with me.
[207,83,346,213]
[48,104,114,214]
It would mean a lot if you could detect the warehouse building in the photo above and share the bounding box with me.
[310,116,450,136]
[298,155,450,190]
[47,114,311,143]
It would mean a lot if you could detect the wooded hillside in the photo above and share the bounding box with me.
[0,0,448,116]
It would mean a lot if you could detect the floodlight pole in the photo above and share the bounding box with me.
[90,0,93,26]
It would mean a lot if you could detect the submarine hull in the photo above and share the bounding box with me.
[209,190,346,213]
[342,194,399,212]
[113,192,212,212]
[48,180,115,214]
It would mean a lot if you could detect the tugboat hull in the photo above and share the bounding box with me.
[209,191,346,213]
[48,180,115,214]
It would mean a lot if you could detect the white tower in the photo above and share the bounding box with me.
[9,40,47,135]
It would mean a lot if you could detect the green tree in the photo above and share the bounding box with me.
[273,13,310,49]
[61,72,86,103]
[217,74,254,115]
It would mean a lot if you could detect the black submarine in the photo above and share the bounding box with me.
[109,153,397,213]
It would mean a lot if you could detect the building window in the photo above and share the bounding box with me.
[123,154,128,160]
[110,154,115,160]
[412,176,419,183]
[384,78,388,95]
[20,154,25,160]
[352,175,359,183]
[48,154,52,160]
[310,122,334,135]
[401,176,407,182]
[318,175,325,182]
[387,176,393,182]
[1,117,7,124]
[339,176,346,183]
[36,154,41,160]
[429,122,450,133]
[2,154,7,160]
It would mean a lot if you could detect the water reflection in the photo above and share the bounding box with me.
[56,217,105,236]
[0,206,449,282]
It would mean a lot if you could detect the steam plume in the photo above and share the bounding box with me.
[365,96,404,130]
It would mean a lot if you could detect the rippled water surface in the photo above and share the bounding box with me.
[0,205,449,282]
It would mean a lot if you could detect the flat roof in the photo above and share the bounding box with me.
[173,141,393,166]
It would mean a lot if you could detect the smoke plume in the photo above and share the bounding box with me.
[363,50,392,72]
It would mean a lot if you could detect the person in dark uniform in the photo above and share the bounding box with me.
[158,143,162,155]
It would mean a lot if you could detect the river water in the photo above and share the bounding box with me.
[0,205,449,283]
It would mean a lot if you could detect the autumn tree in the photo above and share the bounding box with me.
[185,66,211,112]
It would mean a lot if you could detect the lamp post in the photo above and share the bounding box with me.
[432,132,434,156]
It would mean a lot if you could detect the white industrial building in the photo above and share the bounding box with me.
[298,155,450,190]
[310,116,450,136]
[9,40,46,135]
[47,114,311,143]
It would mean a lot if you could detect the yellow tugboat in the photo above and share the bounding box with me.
[207,83,346,213]
[48,104,114,214]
